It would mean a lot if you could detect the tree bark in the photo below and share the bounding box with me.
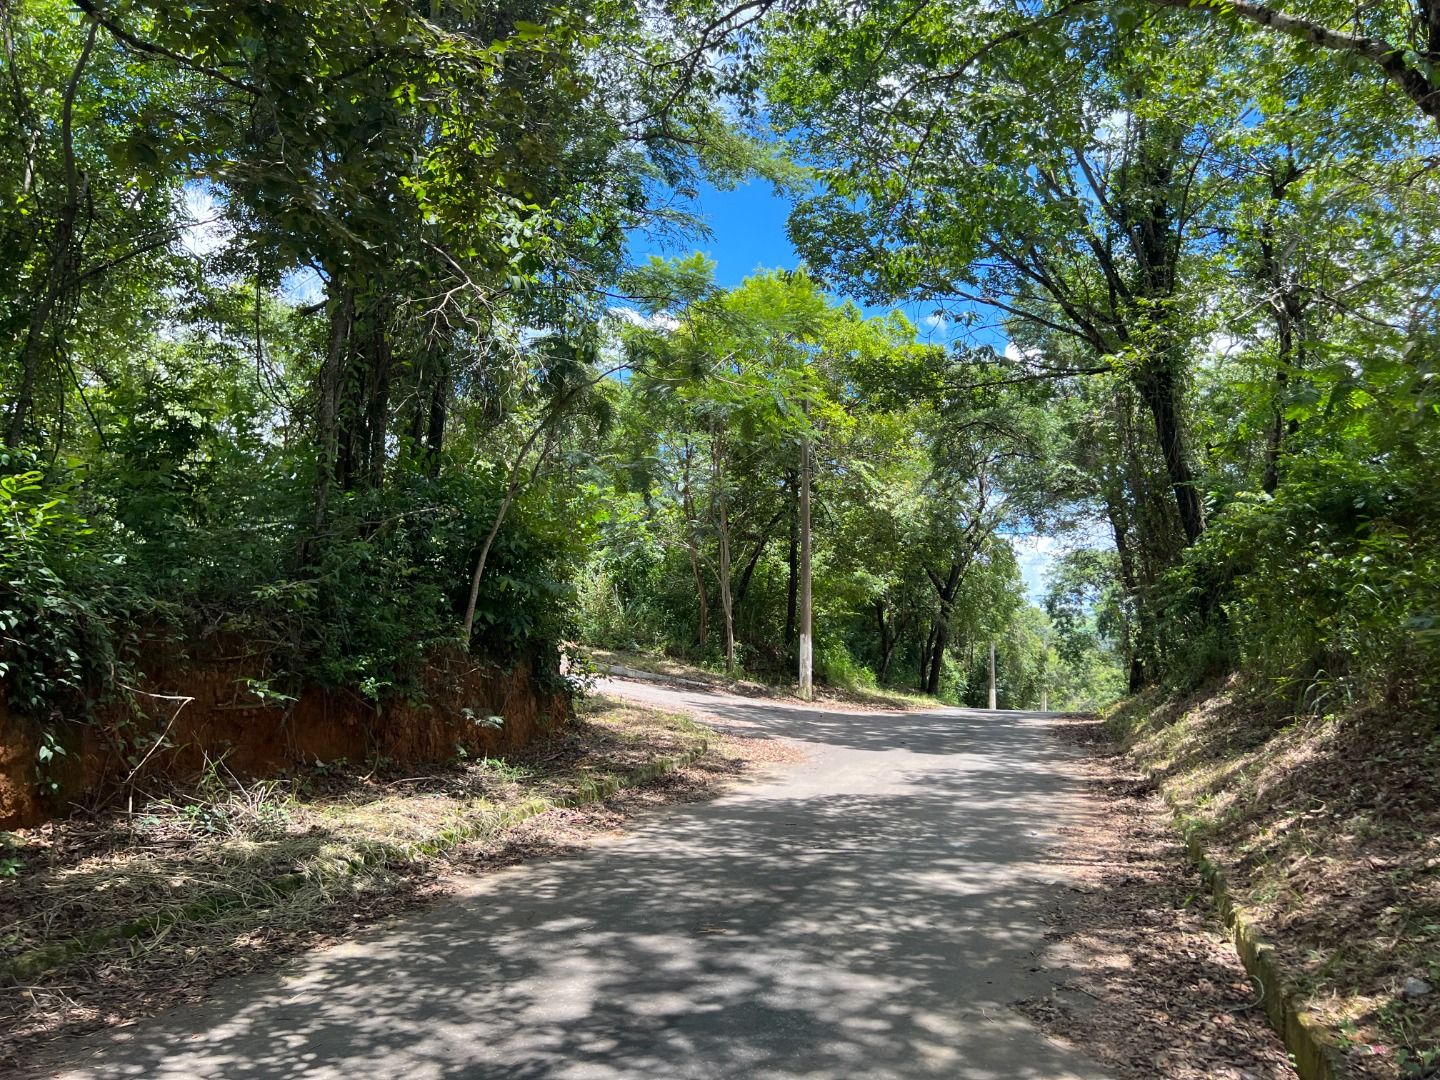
[716,490,736,674]
[711,427,736,673]
[735,505,786,604]
[1103,484,1146,694]
[923,561,964,696]
[312,283,354,532]
[784,468,799,647]
[1257,161,1306,495]
[365,318,392,488]
[1136,359,1205,545]
[875,602,895,683]
[424,353,449,477]
[688,539,709,650]
[681,442,708,650]
[798,435,813,700]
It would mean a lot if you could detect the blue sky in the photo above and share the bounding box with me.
[631,179,960,347]
[641,179,802,288]
[629,178,1073,603]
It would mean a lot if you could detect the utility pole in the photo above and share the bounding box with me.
[987,640,996,710]
[798,432,813,701]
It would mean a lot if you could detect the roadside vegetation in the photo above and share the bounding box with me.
[0,696,748,1064]
[2,0,1439,1073]
[1107,686,1440,1078]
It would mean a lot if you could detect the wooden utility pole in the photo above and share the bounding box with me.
[798,433,813,701]
[987,640,997,710]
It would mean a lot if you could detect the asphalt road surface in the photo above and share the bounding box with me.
[40,679,1113,1080]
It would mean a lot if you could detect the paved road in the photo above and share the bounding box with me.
[41,681,1112,1080]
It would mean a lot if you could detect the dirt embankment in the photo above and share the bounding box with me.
[1104,680,1440,1080]
[0,640,569,829]
[1,696,777,1068]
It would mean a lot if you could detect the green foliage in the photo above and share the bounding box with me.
[1195,453,1440,708]
[815,640,876,691]
[579,263,1069,702]
[756,0,1440,713]
[0,0,766,730]
[0,456,121,718]
[5,0,1436,747]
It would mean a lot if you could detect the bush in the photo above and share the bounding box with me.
[0,456,125,719]
[1192,455,1440,710]
[815,639,875,690]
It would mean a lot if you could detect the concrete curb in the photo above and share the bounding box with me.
[1174,820,1353,1080]
[1101,713,1354,1080]
[3,740,711,982]
[1100,707,1353,1079]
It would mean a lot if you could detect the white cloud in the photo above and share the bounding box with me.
[1003,340,1042,363]
[1011,534,1063,602]
[178,182,231,257]
[1008,523,1115,602]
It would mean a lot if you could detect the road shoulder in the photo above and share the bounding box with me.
[1018,714,1297,1080]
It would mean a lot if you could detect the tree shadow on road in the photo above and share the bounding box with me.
[33,707,1119,1079]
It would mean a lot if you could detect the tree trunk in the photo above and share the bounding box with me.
[425,359,448,477]
[313,284,354,532]
[711,424,736,674]
[688,540,709,650]
[365,318,392,488]
[681,443,707,650]
[920,621,938,691]
[784,468,799,647]
[925,616,949,696]
[735,505,786,604]
[1257,166,1306,496]
[875,602,894,683]
[461,422,555,648]
[1103,480,1146,693]
[1136,360,1205,545]
[4,25,95,450]
[717,492,735,674]
[922,562,963,696]
[798,436,813,700]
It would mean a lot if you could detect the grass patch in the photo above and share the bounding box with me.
[1104,679,1440,1079]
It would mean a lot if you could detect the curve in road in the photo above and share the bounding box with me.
[42,680,1113,1080]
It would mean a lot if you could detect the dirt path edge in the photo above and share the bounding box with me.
[1096,702,1351,1079]
[1173,816,1353,1080]
[1,741,712,985]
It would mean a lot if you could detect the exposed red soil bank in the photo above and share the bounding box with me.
[0,643,568,828]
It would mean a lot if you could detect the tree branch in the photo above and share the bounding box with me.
[72,0,259,94]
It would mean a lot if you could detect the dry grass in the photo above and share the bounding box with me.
[0,696,766,1068]
[1106,680,1440,1079]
